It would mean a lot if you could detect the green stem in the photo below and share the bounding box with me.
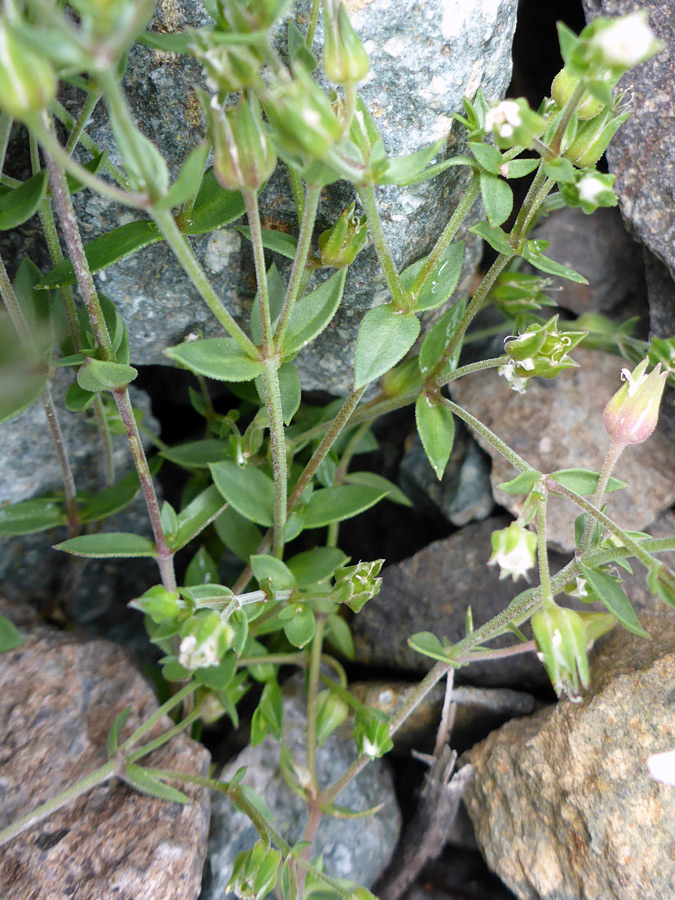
[64,90,101,154]
[275,184,321,347]
[437,354,510,388]
[550,80,587,156]
[536,495,554,607]
[439,396,533,474]
[306,0,321,48]
[341,80,357,137]
[51,99,129,187]
[357,183,406,309]
[260,362,288,558]
[127,707,203,764]
[580,438,625,554]
[306,617,325,794]
[288,163,305,223]
[93,395,116,486]
[0,113,12,175]
[151,208,258,357]
[118,683,198,753]
[243,188,273,353]
[410,176,480,299]
[0,759,118,847]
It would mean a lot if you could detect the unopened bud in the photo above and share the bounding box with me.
[315,690,349,746]
[226,841,282,900]
[488,522,537,582]
[564,107,630,167]
[551,67,606,119]
[318,202,368,267]
[589,11,661,69]
[210,95,276,192]
[192,33,261,94]
[502,315,586,389]
[333,559,383,612]
[0,20,56,119]
[322,0,370,84]
[353,710,392,758]
[531,605,590,700]
[561,170,617,214]
[129,585,184,624]
[603,357,667,446]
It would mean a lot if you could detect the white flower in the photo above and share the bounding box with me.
[577,174,605,204]
[498,361,528,394]
[620,365,648,397]
[178,631,221,669]
[592,12,657,68]
[485,100,522,139]
[488,523,538,582]
[647,748,675,786]
[362,737,379,759]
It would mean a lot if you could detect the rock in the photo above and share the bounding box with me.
[201,680,401,899]
[352,516,571,690]
[399,421,494,527]
[62,0,518,393]
[0,615,210,900]
[643,249,675,443]
[528,206,647,323]
[450,348,675,552]
[462,605,675,900]
[582,0,675,277]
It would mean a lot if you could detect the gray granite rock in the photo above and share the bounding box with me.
[65,0,518,393]
[0,612,211,900]
[399,420,494,527]
[352,515,571,690]
[582,0,675,276]
[450,348,675,552]
[462,604,675,900]
[201,679,401,899]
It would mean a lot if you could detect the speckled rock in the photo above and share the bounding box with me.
[462,605,675,900]
[0,614,210,900]
[582,0,675,277]
[352,515,571,690]
[201,679,401,899]
[63,0,518,393]
[450,348,675,552]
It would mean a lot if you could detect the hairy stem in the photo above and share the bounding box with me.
[439,396,534,474]
[536,495,554,607]
[357,183,406,309]
[260,362,288,558]
[579,438,624,554]
[306,617,326,794]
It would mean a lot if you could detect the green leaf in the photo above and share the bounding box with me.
[503,158,540,179]
[280,269,347,357]
[65,381,97,412]
[343,471,411,506]
[250,264,286,346]
[543,158,576,184]
[106,707,131,756]
[479,172,513,227]
[36,221,163,289]
[214,505,262,561]
[124,763,190,804]
[400,242,465,312]
[0,615,22,653]
[284,606,316,648]
[152,142,210,212]
[521,241,588,284]
[0,373,48,424]
[419,300,466,378]
[55,532,157,558]
[79,459,162,524]
[303,485,387,528]
[353,305,420,390]
[415,395,455,480]
[550,468,626,496]
[0,498,65,535]
[195,654,237,690]
[393,155,474,186]
[169,484,227,550]
[578,563,649,638]
[183,167,246,234]
[286,547,349,589]
[278,361,301,425]
[325,614,354,659]
[161,439,231,469]
[14,258,50,336]
[77,358,137,392]
[238,225,298,259]
[165,338,264,382]
[470,221,513,256]
[137,30,198,53]
[0,170,48,230]
[374,138,445,185]
[497,470,540,495]
[210,460,275,527]
[185,545,218,586]
[287,19,317,71]
[251,555,296,590]
[65,151,108,194]
[408,631,451,663]
[468,141,502,174]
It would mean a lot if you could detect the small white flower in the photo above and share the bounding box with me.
[498,362,528,394]
[592,13,657,68]
[647,749,675,786]
[178,631,221,669]
[572,576,589,598]
[485,100,522,139]
[577,174,605,204]
[362,737,379,759]
[620,365,647,397]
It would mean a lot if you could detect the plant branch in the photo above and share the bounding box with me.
[357,183,407,309]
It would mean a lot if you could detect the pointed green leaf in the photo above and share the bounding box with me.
[79,459,162,523]
[497,470,540,495]
[195,653,236,690]
[479,172,513,227]
[470,221,513,256]
[408,631,451,663]
[468,141,502,174]
[401,242,465,313]
[65,381,97,412]
[210,460,275,527]
[284,606,316,648]
[251,554,296,590]
[396,155,474,186]
[238,225,298,259]
[161,439,231,469]
[550,468,626,496]
[77,358,137,392]
[0,615,22,653]
[124,764,190,804]
[502,158,540,179]
[278,361,301,425]
[165,338,264,382]
[0,373,48,424]
[214,506,262,561]
[286,547,349,589]
[55,532,157,558]
[415,394,455,480]
[65,151,108,195]
[353,305,420,390]
[521,241,588,284]
[303,485,387,528]
[343,471,411,506]
[152,142,210,211]
[0,498,65,535]
[106,707,131,756]
[280,269,347,356]
[419,300,466,378]
[36,221,163,289]
[578,563,649,637]
[0,170,48,230]
[374,138,445,185]
[183,167,246,234]
[170,484,228,550]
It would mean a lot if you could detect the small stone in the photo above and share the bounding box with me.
[0,615,210,900]
[462,605,675,900]
[201,679,401,899]
[451,348,675,552]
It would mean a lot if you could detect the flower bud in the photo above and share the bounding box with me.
[318,201,368,267]
[226,841,282,900]
[191,32,262,94]
[353,710,392,759]
[588,11,661,70]
[551,67,605,119]
[129,585,184,624]
[220,0,289,32]
[0,20,56,119]
[502,315,586,390]
[264,62,343,161]
[489,272,556,316]
[322,0,370,84]
[315,690,349,746]
[210,95,276,192]
[561,170,617,214]
[178,610,234,670]
[484,98,545,150]
[531,605,590,700]
[488,522,537,582]
[603,357,667,446]
[564,107,630,167]
[332,559,383,612]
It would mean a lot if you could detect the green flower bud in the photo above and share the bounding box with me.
[484,98,546,150]
[178,610,234,670]
[322,0,370,84]
[318,202,368,267]
[488,522,537,582]
[353,710,392,759]
[264,62,343,162]
[315,690,349,746]
[564,106,629,167]
[191,32,262,94]
[210,94,276,192]
[0,20,56,119]
[603,356,667,447]
[560,169,618,214]
[219,0,290,33]
[489,272,556,316]
[332,559,383,613]
[551,67,605,119]
[226,841,282,900]
[129,585,184,624]
[531,605,590,700]
[502,315,586,391]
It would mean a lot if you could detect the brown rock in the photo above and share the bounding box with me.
[462,607,675,900]
[451,348,675,551]
[0,620,210,900]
